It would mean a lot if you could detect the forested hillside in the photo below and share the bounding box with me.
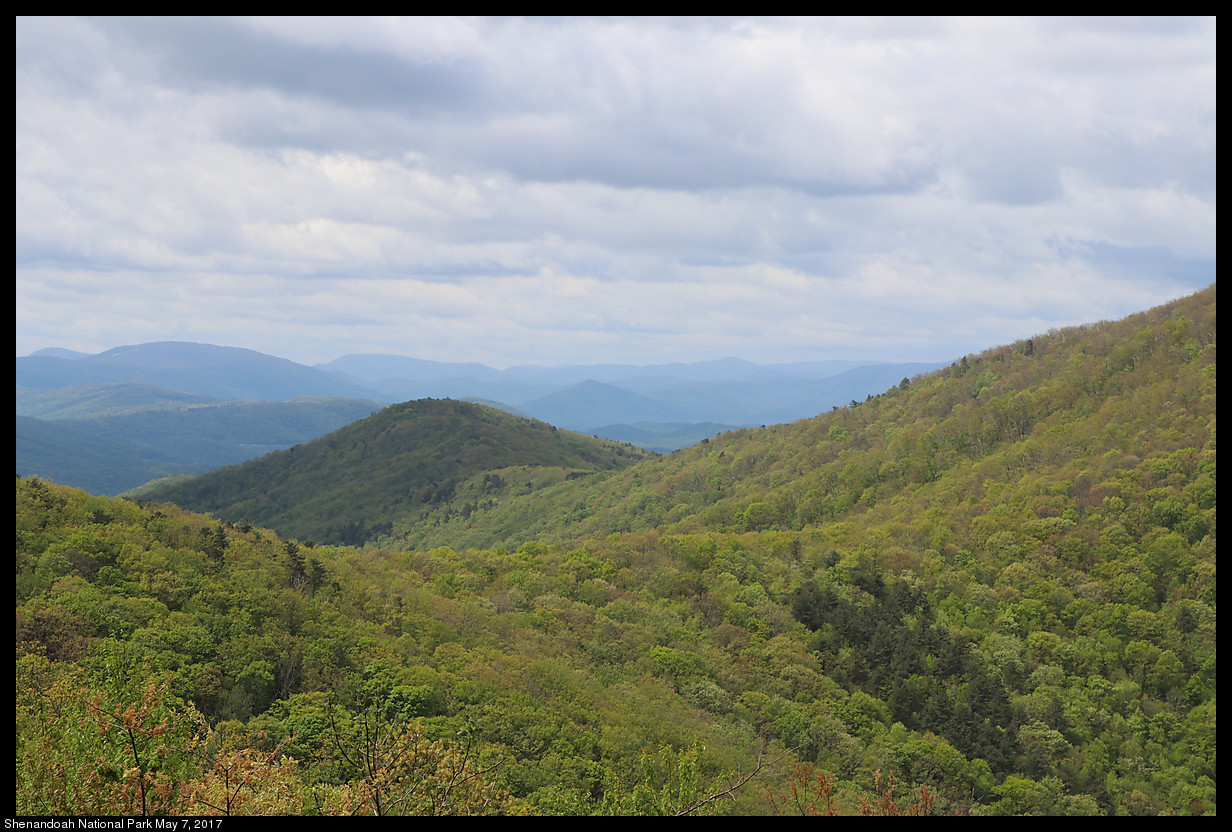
[17,382,218,420]
[138,399,652,545]
[366,286,1217,555]
[15,286,1216,815]
[18,396,383,496]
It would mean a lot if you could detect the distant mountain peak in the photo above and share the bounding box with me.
[137,397,654,545]
[27,347,93,360]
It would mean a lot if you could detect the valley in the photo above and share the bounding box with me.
[15,286,1217,815]
[17,343,941,495]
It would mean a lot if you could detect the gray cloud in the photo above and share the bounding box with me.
[16,16,1216,367]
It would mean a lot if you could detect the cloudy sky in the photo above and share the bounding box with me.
[16,17,1216,368]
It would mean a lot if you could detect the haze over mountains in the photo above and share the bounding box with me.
[134,286,1217,554]
[16,342,941,494]
[15,286,1218,815]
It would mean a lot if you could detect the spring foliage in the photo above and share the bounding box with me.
[15,286,1216,815]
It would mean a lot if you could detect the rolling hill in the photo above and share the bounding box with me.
[136,287,1215,559]
[19,343,946,458]
[16,285,1217,816]
[16,381,220,420]
[16,396,384,496]
[365,286,1216,554]
[136,398,654,545]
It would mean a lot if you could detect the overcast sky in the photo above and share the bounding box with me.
[16,17,1216,368]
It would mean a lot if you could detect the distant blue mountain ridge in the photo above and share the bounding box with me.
[20,341,943,434]
[17,342,944,496]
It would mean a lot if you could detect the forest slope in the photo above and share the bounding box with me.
[18,396,384,496]
[15,287,1217,816]
[138,399,652,545]
[384,286,1216,553]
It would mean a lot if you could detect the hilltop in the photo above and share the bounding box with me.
[362,286,1217,552]
[137,398,653,545]
[136,287,1217,557]
[15,286,1217,816]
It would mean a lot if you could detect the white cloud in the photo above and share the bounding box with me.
[15,16,1216,367]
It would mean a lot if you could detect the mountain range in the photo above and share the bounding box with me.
[135,286,1216,556]
[16,342,941,493]
[16,285,1217,816]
